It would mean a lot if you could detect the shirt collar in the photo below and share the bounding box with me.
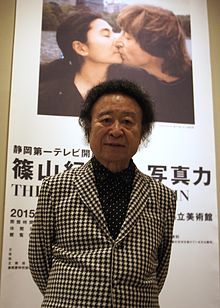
[91,156,135,184]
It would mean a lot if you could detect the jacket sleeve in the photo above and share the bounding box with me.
[156,190,176,292]
[28,177,55,295]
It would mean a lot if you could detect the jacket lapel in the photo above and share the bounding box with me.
[74,161,151,242]
[116,169,151,242]
[74,160,111,238]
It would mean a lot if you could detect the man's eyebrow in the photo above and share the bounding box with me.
[122,111,137,117]
[97,110,113,117]
[97,110,137,117]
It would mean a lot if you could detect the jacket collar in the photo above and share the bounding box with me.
[74,160,151,242]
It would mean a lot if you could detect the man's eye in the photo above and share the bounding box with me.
[122,118,134,126]
[124,33,132,40]
[101,117,112,125]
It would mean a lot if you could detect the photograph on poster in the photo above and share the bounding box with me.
[38,0,194,124]
[1,1,220,308]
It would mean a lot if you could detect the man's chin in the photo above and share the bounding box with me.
[119,54,126,62]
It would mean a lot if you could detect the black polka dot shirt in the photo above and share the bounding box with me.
[92,156,135,240]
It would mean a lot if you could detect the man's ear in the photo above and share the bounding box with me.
[72,41,88,56]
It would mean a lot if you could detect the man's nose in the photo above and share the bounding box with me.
[110,121,123,137]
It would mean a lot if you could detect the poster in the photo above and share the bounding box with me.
[0,0,219,307]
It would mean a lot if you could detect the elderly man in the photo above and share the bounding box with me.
[29,79,176,307]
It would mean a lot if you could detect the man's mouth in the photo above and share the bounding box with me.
[104,143,125,147]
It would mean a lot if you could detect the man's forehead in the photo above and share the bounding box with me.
[97,93,132,102]
[92,93,141,116]
[114,94,122,101]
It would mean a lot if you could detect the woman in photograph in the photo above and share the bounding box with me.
[116,4,195,124]
[38,9,123,117]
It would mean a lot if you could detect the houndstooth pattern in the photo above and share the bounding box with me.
[28,159,176,308]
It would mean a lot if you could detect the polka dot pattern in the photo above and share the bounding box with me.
[92,157,135,239]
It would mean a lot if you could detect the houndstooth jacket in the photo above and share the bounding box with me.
[28,159,176,308]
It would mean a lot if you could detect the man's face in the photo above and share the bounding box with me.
[116,31,153,68]
[89,93,142,172]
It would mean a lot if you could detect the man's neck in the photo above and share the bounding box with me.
[142,57,178,82]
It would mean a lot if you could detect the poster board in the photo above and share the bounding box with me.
[0,0,219,307]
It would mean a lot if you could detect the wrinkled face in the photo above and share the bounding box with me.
[89,93,142,172]
[85,19,122,64]
[115,31,153,67]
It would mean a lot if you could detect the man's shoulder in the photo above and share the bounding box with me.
[44,161,92,184]
[136,168,175,196]
[42,165,84,186]
[39,162,93,199]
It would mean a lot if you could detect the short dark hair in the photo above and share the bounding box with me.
[117,5,191,77]
[79,79,155,143]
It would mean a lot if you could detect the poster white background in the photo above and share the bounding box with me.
[0,0,219,307]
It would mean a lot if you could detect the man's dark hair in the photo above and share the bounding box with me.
[79,79,155,143]
[117,5,191,77]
